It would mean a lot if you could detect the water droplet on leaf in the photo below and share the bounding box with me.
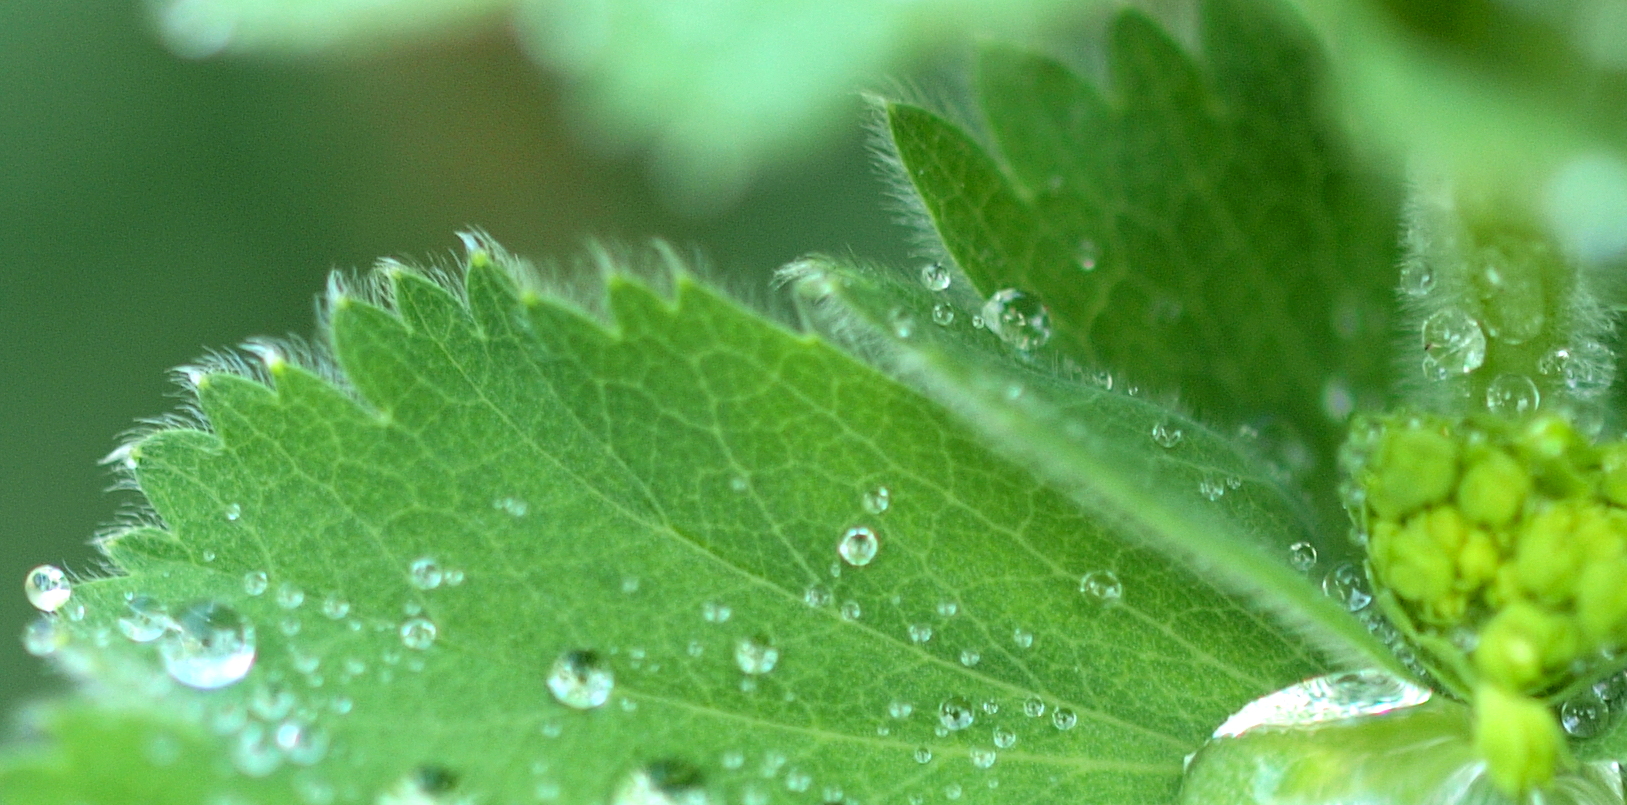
[119,595,169,642]
[1320,562,1372,611]
[981,289,1052,351]
[919,261,951,291]
[837,526,879,566]
[1420,308,1487,379]
[1151,422,1184,448]
[160,601,256,689]
[1486,373,1541,415]
[702,602,732,624]
[276,582,305,610]
[398,616,437,650]
[1051,708,1078,730]
[734,637,779,675]
[1079,570,1123,603]
[409,557,443,590]
[908,623,933,644]
[24,565,71,613]
[1288,542,1318,572]
[861,486,890,515]
[547,650,614,710]
[939,697,975,731]
[243,570,268,596]
[22,617,64,656]
[931,304,955,326]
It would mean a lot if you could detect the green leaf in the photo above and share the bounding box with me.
[1,244,1332,804]
[785,255,1410,681]
[885,0,1402,525]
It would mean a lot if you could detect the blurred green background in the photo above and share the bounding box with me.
[0,0,911,715]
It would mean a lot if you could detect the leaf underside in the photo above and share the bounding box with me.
[0,247,1329,805]
[886,0,1402,531]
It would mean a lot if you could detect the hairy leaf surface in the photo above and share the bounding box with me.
[1,247,1330,804]
[886,0,1401,526]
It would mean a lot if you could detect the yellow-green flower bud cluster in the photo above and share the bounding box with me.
[1348,413,1627,793]
[1354,413,1627,695]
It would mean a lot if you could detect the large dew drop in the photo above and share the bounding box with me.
[734,636,780,675]
[837,526,879,567]
[409,557,444,590]
[1212,670,1431,738]
[1419,308,1487,379]
[548,649,614,710]
[24,565,71,613]
[980,289,1052,351]
[159,601,256,690]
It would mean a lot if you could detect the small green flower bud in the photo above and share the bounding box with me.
[1473,683,1565,795]
[1456,528,1500,591]
[1457,450,1529,527]
[1475,601,1577,691]
[1601,445,1627,507]
[1515,503,1583,604]
[1576,558,1627,646]
[1371,516,1456,613]
[1368,428,1459,520]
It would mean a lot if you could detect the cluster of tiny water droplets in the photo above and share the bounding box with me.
[1420,308,1488,379]
[981,289,1052,351]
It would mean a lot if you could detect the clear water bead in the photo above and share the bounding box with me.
[908,623,933,644]
[914,747,933,764]
[1079,570,1123,603]
[159,601,256,689]
[837,526,879,566]
[118,595,169,642]
[224,502,242,521]
[409,557,444,590]
[970,748,996,769]
[1419,308,1487,379]
[1198,477,1226,502]
[1485,373,1541,415]
[862,486,891,515]
[1288,542,1318,572]
[1539,341,1615,396]
[932,304,955,326]
[839,600,862,621]
[22,617,65,656]
[981,288,1052,351]
[1320,562,1372,612]
[398,616,437,650]
[959,650,981,667]
[24,565,71,613]
[1399,261,1435,296]
[936,600,959,618]
[1022,697,1046,718]
[1051,708,1078,730]
[1151,422,1184,448]
[939,697,975,731]
[243,570,268,596]
[1012,628,1034,649]
[1561,695,1610,738]
[890,700,914,719]
[803,586,832,608]
[993,727,1017,749]
[701,602,732,624]
[275,582,305,610]
[321,594,350,620]
[920,261,952,291]
[548,650,615,710]
[611,760,712,805]
[734,637,780,675]
[1213,670,1432,738]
